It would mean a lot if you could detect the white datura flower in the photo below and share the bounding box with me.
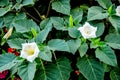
[116,5,120,16]
[20,42,40,62]
[3,27,13,39]
[78,22,97,39]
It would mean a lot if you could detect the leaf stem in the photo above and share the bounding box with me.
[33,7,43,20]
[52,51,57,60]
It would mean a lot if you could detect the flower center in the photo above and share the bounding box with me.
[84,28,91,35]
[24,46,34,56]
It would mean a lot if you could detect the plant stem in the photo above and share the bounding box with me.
[52,51,57,60]
[22,8,40,22]
[33,7,43,20]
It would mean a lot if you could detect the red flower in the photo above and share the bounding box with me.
[8,48,16,53]
[7,48,20,56]
[0,70,8,79]
[75,70,80,75]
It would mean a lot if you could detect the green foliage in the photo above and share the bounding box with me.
[18,62,36,80]
[95,46,117,67]
[0,0,120,80]
[0,53,16,72]
[52,0,70,15]
[87,6,108,21]
[77,56,104,80]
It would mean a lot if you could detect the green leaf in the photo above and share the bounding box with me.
[0,0,9,6]
[4,12,26,28]
[0,5,12,17]
[90,21,105,37]
[68,27,81,38]
[52,0,70,15]
[36,19,52,43]
[48,39,69,52]
[110,68,120,80]
[87,6,108,21]
[34,58,72,80]
[0,53,16,72]
[71,8,83,25]
[50,17,67,30]
[96,0,112,9]
[95,46,117,67]
[22,0,35,6]
[77,57,104,80]
[109,16,120,33]
[69,15,73,27]
[13,19,40,33]
[67,39,81,54]
[18,62,36,80]
[39,46,52,61]
[78,42,88,57]
[7,38,26,49]
[105,33,120,49]
[31,28,37,38]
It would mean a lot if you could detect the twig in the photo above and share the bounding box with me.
[22,8,40,22]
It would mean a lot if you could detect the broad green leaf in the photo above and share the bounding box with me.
[95,46,117,67]
[50,17,67,30]
[105,33,120,49]
[52,0,70,15]
[39,46,52,61]
[18,62,36,80]
[110,68,120,80]
[109,16,120,33]
[71,8,83,25]
[0,0,9,6]
[22,0,35,6]
[3,12,26,28]
[13,19,40,33]
[0,5,12,17]
[34,58,72,80]
[90,21,105,37]
[68,27,81,38]
[67,39,81,54]
[87,6,108,21]
[77,57,104,80]
[0,53,16,72]
[36,19,52,43]
[96,0,112,9]
[78,42,88,57]
[48,39,69,52]
[7,38,25,49]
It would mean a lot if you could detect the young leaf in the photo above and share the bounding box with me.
[67,39,81,54]
[69,15,73,27]
[34,58,72,80]
[52,0,70,15]
[110,68,120,80]
[18,62,36,80]
[77,57,104,80]
[96,0,112,9]
[48,39,69,52]
[39,46,52,61]
[87,6,108,21]
[95,46,117,67]
[78,42,88,57]
[0,53,16,72]
[31,28,37,38]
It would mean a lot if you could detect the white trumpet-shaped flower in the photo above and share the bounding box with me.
[20,42,40,62]
[78,22,97,39]
[116,5,120,16]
